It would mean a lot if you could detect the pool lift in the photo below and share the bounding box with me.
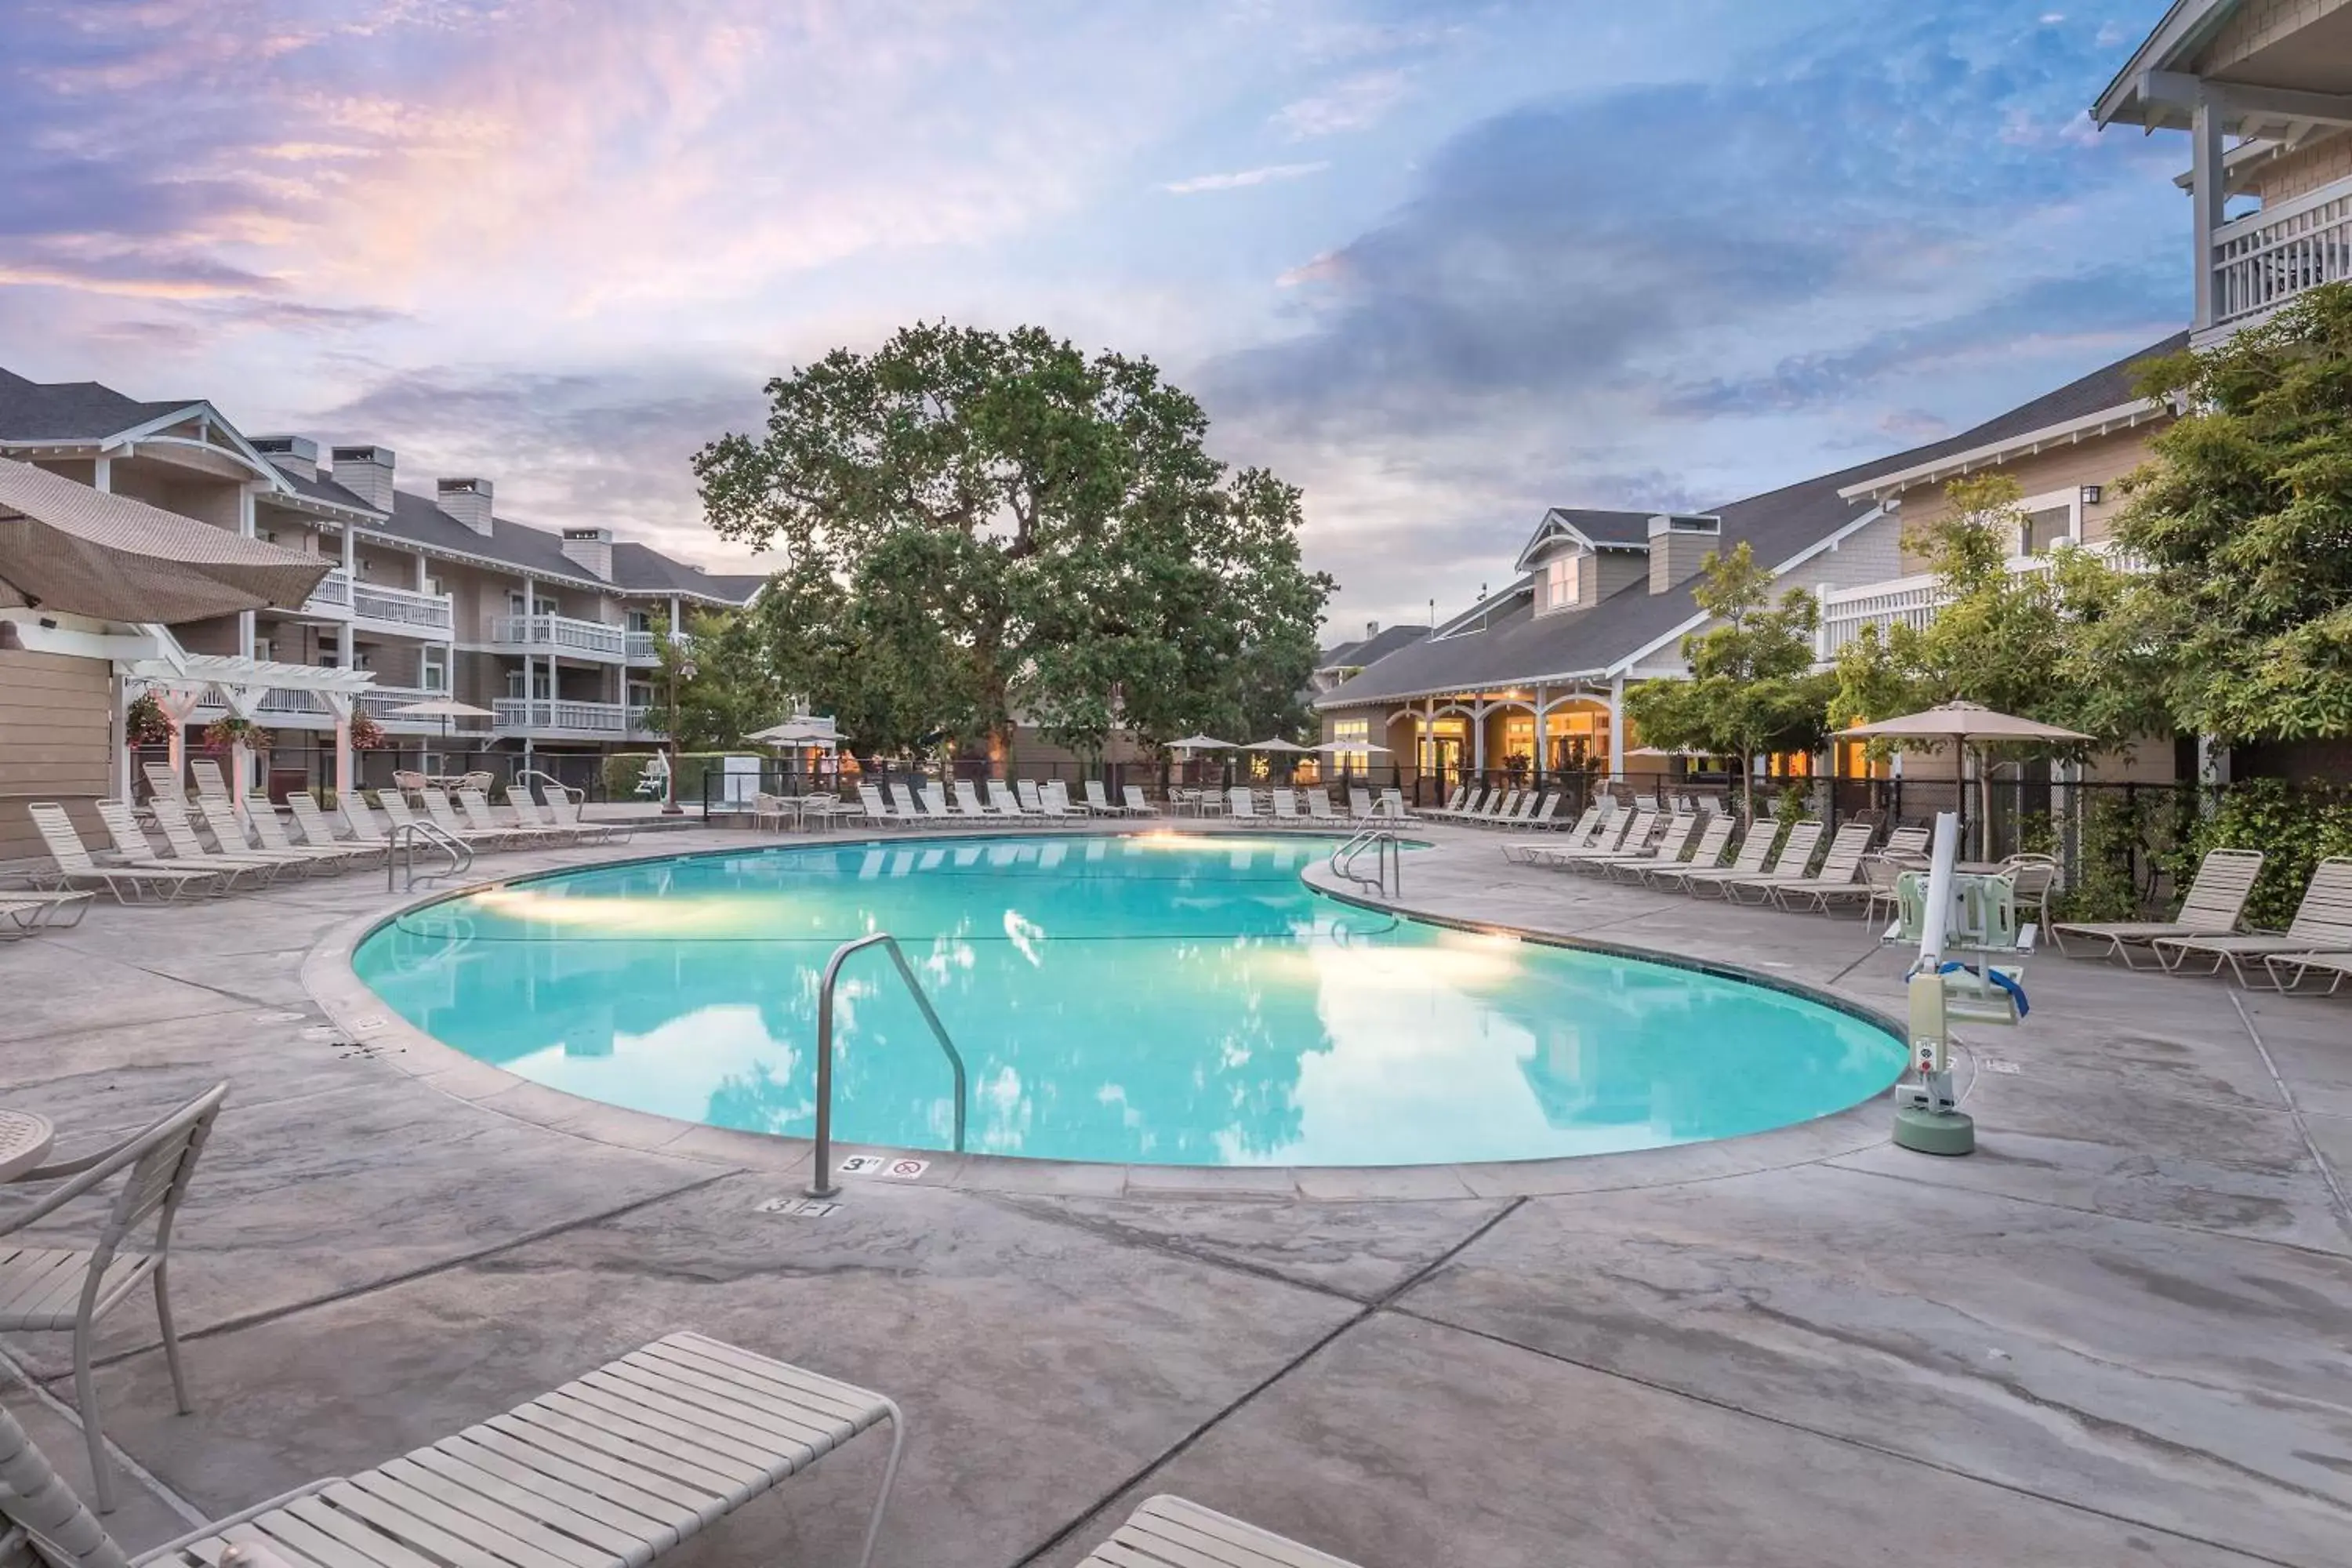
[1882,811,2036,1156]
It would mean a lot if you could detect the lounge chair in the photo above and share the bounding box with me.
[2265,949,2352,994]
[1123,784,1162,816]
[510,786,605,844]
[112,800,285,887]
[1503,804,1601,864]
[988,780,1035,819]
[453,788,556,848]
[0,891,93,936]
[1648,818,1772,894]
[1305,790,1344,826]
[1041,781,1082,818]
[1679,821,1817,899]
[0,1328,905,1568]
[243,798,372,872]
[851,783,900,829]
[1857,851,1908,928]
[1884,824,1931,858]
[1268,788,1308,826]
[1749,819,1878,910]
[880,782,927,826]
[417,787,529,848]
[0,1083,227,1512]
[1719,820,1835,904]
[1628,812,1733,887]
[284,793,387,868]
[1082,779,1134,816]
[1596,811,1705,881]
[20,804,221,902]
[1225,786,1263,821]
[184,763,323,871]
[1378,787,1412,821]
[1076,1496,1365,1568]
[952,780,999,823]
[2151,858,2352,987]
[146,795,305,878]
[538,780,633,843]
[918,782,955,822]
[1014,779,1047,815]
[1531,808,1652,870]
[339,795,395,848]
[1430,786,1483,823]
[1347,786,1377,820]
[2051,848,2265,967]
[1521,792,1563,829]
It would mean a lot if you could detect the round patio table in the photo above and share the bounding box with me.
[0,1108,55,1183]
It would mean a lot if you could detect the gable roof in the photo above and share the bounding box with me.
[0,368,195,444]
[1319,622,1430,670]
[1319,330,2189,709]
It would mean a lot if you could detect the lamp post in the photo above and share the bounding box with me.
[662,654,697,816]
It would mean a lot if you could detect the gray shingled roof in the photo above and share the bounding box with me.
[0,368,194,442]
[270,466,379,514]
[1321,330,2188,707]
[1319,622,1431,670]
[1541,508,1657,546]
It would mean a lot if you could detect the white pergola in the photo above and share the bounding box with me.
[120,650,379,808]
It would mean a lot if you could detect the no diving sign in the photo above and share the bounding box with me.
[837,1155,931,1181]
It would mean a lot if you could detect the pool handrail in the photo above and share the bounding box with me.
[1331,824,1402,898]
[387,818,473,891]
[807,932,969,1198]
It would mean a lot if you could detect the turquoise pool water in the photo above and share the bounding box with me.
[353,833,1904,1167]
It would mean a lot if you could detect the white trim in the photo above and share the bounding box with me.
[0,612,162,662]
[1835,401,2165,503]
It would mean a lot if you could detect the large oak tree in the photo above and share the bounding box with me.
[693,323,1333,760]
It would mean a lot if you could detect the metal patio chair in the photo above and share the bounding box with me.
[0,1083,227,1513]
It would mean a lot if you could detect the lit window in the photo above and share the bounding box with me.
[1543,554,1583,612]
[1330,718,1371,770]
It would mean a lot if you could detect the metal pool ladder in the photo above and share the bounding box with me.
[807,933,969,1198]
[388,819,474,891]
[1331,825,1402,898]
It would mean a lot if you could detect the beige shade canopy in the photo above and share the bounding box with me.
[1241,738,1316,753]
[0,456,330,622]
[1314,739,1392,754]
[386,699,495,719]
[746,719,842,747]
[1166,735,1236,750]
[1840,700,2089,744]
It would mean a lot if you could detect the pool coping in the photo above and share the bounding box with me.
[303,827,1946,1203]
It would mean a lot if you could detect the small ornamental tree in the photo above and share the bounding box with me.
[1624,541,1833,816]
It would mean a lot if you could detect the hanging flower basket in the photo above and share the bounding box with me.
[201,717,272,755]
[348,712,387,752]
[125,691,173,747]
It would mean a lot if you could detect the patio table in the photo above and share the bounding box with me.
[0,1108,55,1183]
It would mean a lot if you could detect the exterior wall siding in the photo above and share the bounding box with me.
[0,648,112,865]
[1887,426,2162,572]
[2195,0,2352,72]
[2244,131,2352,205]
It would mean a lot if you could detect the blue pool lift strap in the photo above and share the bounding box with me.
[1932,960,2028,1018]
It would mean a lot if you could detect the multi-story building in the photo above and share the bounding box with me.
[2094,0,2352,343]
[1313,336,2183,792]
[0,366,765,791]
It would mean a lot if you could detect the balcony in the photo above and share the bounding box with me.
[361,685,483,731]
[191,682,474,733]
[2209,177,2352,339]
[1817,541,2140,660]
[486,613,630,662]
[281,568,456,640]
[494,698,656,739]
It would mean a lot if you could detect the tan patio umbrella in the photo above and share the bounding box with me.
[0,456,329,622]
[1841,700,2089,857]
[388,697,496,746]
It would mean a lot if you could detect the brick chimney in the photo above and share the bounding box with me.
[560,526,614,580]
[328,445,396,510]
[1646,514,1722,594]
[251,434,318,482]
[436,477,495,535]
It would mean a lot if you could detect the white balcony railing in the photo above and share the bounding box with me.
[494,697,635,735]
[299,568,352,615]
[189,681,468,731]
[488,613,629,660]
[360,684,478,728]
[351,582,456,635]
[1817,540,2141,659]
[2212,177,2352,334]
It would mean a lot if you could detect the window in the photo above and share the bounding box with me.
[627,609,653,633]
[419,647,448,693]
[252,637,273,662]
[1330,718,1371,771]
[2016,488,2082,556]
[1541,554,1583,614]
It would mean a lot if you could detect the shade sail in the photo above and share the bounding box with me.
[0,456,330,622]
[1840,700,2089,744]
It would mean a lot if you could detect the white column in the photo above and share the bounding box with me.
[1607,677,1626,779]
[111,674,132,802]
[2192,89,2225,332]
[325,693,354,804]
[91,457,111,493]
[669,594,682,637]
[1469,701,1486,777]
[1534,684,1548,782]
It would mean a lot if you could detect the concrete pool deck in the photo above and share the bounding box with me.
[0,820,2347,1566]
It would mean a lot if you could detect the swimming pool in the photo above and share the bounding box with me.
[353,833,1904,1167]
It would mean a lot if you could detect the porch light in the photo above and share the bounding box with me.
[2079,485,2102,506]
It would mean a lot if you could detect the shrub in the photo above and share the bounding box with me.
[2173,779,2352,930]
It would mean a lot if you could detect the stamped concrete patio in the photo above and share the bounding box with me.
[0,820,2346,1566]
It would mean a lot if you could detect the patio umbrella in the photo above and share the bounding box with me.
[1841,700,2089,856]
[1312,740,1392,753]
[746,719,842,747]
[0,456,330,622]
[1165,734,1235,751]
[1240,739,1316,753]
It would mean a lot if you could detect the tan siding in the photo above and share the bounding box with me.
[2195,0,2352,72]
[0,649,111,865]
[1891,426,2163,572]
[2243,132,2352,205]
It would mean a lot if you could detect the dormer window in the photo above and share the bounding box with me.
[1540,553,1584,614]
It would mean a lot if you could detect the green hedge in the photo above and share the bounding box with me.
[2174,779,2352,930]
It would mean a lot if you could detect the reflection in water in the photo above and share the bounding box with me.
[355,834,1903,1167]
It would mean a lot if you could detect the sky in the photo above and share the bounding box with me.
[2,0,2188,638]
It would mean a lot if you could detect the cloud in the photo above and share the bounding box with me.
[1163,162,1330,194]
[1273,69,1413,137]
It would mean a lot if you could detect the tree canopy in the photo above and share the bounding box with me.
[2103,285,2352,743]
[691,323,1333,759]
[1623,541,1833,812]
